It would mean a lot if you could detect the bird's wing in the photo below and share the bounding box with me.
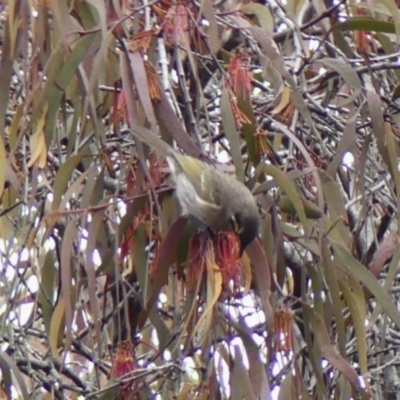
[172,153,209,189]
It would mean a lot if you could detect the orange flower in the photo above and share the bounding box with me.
[187,231,247,295]
[274,307,294,352]
[112,87,128,127]
[353,6,371,54]
[216,231,244,293]
[227,53,252,99]
[225,84,252,129]
[160,4,190,47]
[111,341,139,399]
[127,30,155,54]
[144,61,161,103]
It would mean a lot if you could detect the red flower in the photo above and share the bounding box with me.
[111,341,140,399]
[216,231,244,293]
[227,53,252,99]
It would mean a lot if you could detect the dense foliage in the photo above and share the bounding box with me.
[2,0,400,399]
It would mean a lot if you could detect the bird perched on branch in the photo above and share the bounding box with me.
[132,127,260,251]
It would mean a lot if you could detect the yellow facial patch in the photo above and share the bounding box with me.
[230,215,242,234]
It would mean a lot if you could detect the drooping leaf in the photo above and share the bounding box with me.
[220,88,245,182]
[0,351,29,400]
[337,17,395,34]
[331,240,400,331]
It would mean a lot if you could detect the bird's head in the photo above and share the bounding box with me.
[229,208,260,253]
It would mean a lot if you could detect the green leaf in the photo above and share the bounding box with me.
[339,279,368,375]
[337,17,395,33]
[303,304,368,395]
[97,385,120,400]
[60,218,78,359]
[39,252,57,336]
[379,0,400,42]
[237,95,259,167]
[52,154,86,211]
[241,3,274,35]
[138,217,188,329]
[221,88,245,182]
[0,351,29,400]
[42,33,100,144]
[319,171,351,243]
[376,32,400,82]
[0,135,6,201]
[201,0,221,54]
[230,345,257,400]
[321,242,346,356]
[331,240,400,331]
[319,58,361,106]
[278,196,322,219]
[263,164,311,233]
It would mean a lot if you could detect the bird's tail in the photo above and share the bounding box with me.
[132,126,173,157]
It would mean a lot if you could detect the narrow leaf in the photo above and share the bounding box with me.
[0,136,6,200]
[331,240,400,331]
[0,351,29,400]
[201,0,221,54]
[220,88,245,182]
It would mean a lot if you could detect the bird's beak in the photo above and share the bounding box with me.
[229,216,245,254]
[229,215,240,236]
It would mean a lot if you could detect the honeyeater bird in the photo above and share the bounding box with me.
[132,127,260,251]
